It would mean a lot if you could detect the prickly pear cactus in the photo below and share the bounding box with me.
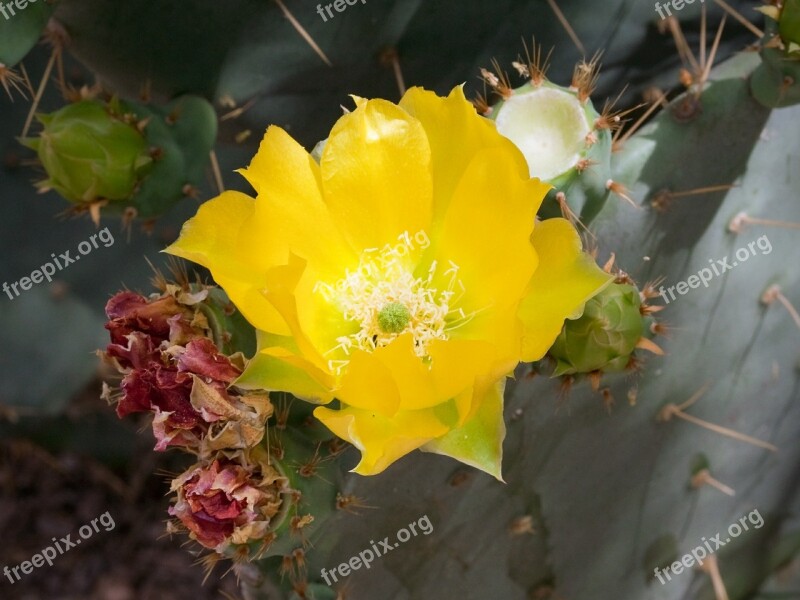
[222,48,798,600]
[752,0,800,107]
[22,94,216,222]
[4,1,800,599]
[479,54,617,223]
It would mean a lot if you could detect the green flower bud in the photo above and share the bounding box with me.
[23,99,153,204]
[548,282,644,375]
[780,0,800,52]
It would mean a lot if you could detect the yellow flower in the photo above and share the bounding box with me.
[166,86,611,478]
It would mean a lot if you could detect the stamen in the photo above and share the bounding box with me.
[316,232,460,373]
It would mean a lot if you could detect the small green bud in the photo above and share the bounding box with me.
[548,282,644,375]
[377,302,411,334]
[24,100,153,204]
[780,0,800,50]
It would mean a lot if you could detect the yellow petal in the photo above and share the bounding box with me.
[330,334,500,421]
[399,85,530,233]
[164,190,290,336]
[334,347,402,416]
[237,126,358,279]
[518,218,613,361]
[428,147,550,359]
[421,378,507,481]
[320,98,432,251]
[236,346,334,404]
[261,254,336,376]
[313,404,449,475]
[427,338,503,413]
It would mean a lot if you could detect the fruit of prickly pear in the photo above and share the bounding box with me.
[479,54,617,224]
[22,94,217,221]
[23,99,153,204]
[752,1,800,106]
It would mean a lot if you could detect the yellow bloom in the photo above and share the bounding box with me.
[166,86,611,478]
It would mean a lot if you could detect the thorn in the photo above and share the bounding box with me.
[218,94,237,109]
[641,276,667,300]
[290,514,315,536]
[575,158,597,172]
[555,192,595,241]
[511,60,529,78]
[209,149,224,194]
[135,117,152,134]
[712,0,763,38]
[658,386,778,452]
[627,386,638,406]
[17,61,35,98]
[698,555,731,600]
[121,206,137,239]
[602,253,616,273]
[650,320,670,336]
[520,37,553,87]
[336,493,376,513]
[220,97,256,121]
[571,52,602,103]
[279,554,295,579]
[544,0,586,55]
[691,468,736,496]
[761,284,800,331]
[700,14,728,88]
[0,64,29,101]
[651,184,735,212]
[489,58,513,99]
[558,375,574,402]
[508,515,536,536]
[636,337,664,355]
[588,370,602,392]
[700,3,708,73]
[728,211,800,233]
[21,47,59,137]
[613,92,668,150]
[379,47,407,98]
[600,387,614,413]
[88,201,105,227]
[606,180,637,207]
[679,67,695,88]
[235,129,252,144]
[480,67,500,89]
[666,17,701,77]
[472,90,492,116]
[272,0,332,67]
[596,94,642,132]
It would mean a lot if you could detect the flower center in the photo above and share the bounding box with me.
[377,302,411,334]
[314,231,469,374]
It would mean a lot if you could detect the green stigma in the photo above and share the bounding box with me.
[377,302,411,334]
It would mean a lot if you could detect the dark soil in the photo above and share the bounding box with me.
[0,382,242,600]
